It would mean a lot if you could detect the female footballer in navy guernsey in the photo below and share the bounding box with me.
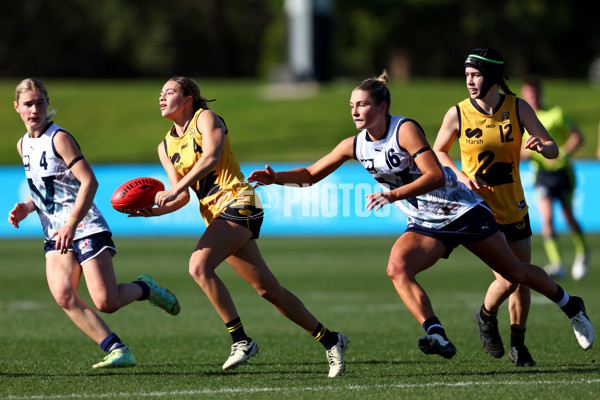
[249,71,593,362]
[9,78,180,369]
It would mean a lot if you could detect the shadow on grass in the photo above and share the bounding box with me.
[2,359,598,379]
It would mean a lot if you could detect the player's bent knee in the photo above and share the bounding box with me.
[188,261,208,281]
[96,303,119,314]
[93,295,120,313]
[52,290,78,310]
[387,260,411,282]
[497,279,519,293]
[500,271,526,286]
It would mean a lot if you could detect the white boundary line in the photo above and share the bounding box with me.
[5,378,600,399]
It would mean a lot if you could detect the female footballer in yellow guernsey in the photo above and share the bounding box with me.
[134,76,348,377]
[434,47,558,367]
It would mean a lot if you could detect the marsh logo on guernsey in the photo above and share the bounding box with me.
[78,238,93,254]
[465,128,483,145]
[465,128,483,139]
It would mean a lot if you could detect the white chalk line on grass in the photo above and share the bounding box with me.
[4,378,600,399]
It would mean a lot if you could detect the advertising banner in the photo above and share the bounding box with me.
[2,161,598,238]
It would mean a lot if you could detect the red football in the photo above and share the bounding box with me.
[110,177,165,214]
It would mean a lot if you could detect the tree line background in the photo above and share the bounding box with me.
[1,0,598,81]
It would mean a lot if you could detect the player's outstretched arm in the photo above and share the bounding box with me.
[248,136,355,187]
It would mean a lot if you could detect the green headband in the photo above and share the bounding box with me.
[468,54,504,64]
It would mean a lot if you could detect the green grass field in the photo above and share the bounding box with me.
[1,235,598,399]
[1,78,599,165]
[2,77,599,398]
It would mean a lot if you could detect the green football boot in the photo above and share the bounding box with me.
[136,274,180,316]
[92,347,136,369]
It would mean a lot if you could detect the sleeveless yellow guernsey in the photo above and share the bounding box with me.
[163,108,261,225]
[456,95,527,224]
